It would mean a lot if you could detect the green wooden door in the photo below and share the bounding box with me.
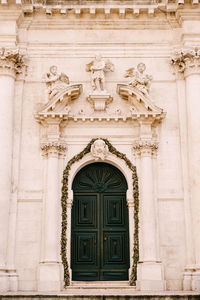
[71,163,130,281]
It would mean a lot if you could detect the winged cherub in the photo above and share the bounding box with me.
[86,54,114,92]
[125,63,152,96]
[45,65,69,99]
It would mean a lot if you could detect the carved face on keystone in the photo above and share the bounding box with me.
[137,63,146,73]
[95,53,102,62]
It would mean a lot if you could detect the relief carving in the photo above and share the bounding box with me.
[91,139,109,161]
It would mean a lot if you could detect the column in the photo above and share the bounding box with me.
[172,48,200,291]
[38,128,67,291]
[133,120,165,291]
[0,48,24,292]
[184,49,200,291]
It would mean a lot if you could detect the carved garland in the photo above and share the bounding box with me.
[60,138,139,287]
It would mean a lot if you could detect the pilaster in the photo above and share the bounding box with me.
[38,121,67,291]
[171,47,200,291]
[0,47,25,292]
[133,133,165,291]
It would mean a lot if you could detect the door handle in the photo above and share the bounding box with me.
[104,237,107,241]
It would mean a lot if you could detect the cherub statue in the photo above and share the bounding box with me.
[45,65,69,99]
[91,139,109,161]
[125,63,152,96]
[86,54,114,92]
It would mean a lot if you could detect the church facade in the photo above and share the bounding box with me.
[0,0,200,297]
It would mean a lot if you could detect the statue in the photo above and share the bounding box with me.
[125,63,152,96]
[86,54,114,92]
[91,139,109,161]
[45,65,69,100]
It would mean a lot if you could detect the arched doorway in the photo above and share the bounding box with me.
[71,162,130,281]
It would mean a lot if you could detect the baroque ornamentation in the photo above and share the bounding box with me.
[86,54,114,111]
[41,140,67,158]
[35,66,82,120]
[171,48,200,77]
[86,53,114,92]
[117,63,165,121]
[61,138,139,287]
[133,139,159,157]
[125,63,153,96]
[0,47,26,77]
[91,139,109,160]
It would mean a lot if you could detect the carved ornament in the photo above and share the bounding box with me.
[41,140,67,158]
[117,63,165,122]
[35,65,82,122]
[91,139,109,161]
[0,47,26,77]
[133,139,159,157]
[171,48,200,78]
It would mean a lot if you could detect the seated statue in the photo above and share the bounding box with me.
[125,63,152,96]
[45,65,69,100]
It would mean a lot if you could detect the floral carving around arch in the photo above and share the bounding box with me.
[61,138,139,287]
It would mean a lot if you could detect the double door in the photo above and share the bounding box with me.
[71,192,130,281]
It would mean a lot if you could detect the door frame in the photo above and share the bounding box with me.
[66,153,134,284]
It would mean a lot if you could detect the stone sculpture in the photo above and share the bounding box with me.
[45,65,69,100]
[125,63,152,96]
[86,53,114,92]
[91,139,109,160]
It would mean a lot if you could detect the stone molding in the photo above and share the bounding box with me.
[133,139,159,157]
[171,48,200,78]
[41,140,67,158]
[5,1,200,17]
[0,47,26,78]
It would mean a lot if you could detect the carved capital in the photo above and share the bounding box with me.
[133,139,158,157]
[41,140,67,158]
[171,48,200,78]
[0,47,26,78]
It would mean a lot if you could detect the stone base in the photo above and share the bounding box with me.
[136,261,166,291]
[0,268,9,292]
[87,92,113,111]
[183,265,200,291]
[37,262,63,292]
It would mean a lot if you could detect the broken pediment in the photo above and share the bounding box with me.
[117,84,165,119]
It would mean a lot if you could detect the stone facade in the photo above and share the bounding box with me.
[0,0,200,296]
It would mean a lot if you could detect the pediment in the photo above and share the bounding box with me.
[38,84,82,115]
[117,84,164,117]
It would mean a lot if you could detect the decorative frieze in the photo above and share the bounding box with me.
[133,139,159,157]
[0,47,26,78]
[171,48,200,78]
[41,140,67,158]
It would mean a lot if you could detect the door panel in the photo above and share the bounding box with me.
[71,163,129,281]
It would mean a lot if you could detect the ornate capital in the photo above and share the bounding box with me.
[0,47,26,78]
[41,140,67,158]
[171,48,200,78]
[133,139,158,158]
